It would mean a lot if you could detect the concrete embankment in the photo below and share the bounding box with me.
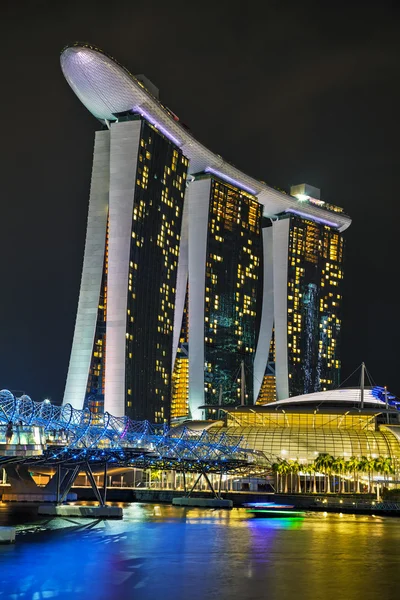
[71,487,400,516]
[3,485,397,517]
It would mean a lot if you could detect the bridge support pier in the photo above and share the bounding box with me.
[1,465,77,503]
[172,470,233,509]
[37,505,123,519]
[37,461,122,519]
[0,527,16,544]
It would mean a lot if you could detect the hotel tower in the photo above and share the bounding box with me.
[60,44,351,423]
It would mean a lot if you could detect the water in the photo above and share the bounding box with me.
[1,503,400,600]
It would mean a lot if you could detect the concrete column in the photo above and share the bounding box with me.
[63,130,110,409]
[172,193,189,375]
[105,120,141,416]
[273,219,290,400]
[188,179,211,419]
[254,227,274,401]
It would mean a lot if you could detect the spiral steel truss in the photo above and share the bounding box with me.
[0,390,266,472]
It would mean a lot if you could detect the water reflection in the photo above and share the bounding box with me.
[0,504,400,600]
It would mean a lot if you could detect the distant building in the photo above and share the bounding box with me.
[60,44,351,422]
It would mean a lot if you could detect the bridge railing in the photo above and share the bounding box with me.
[0,423,46,447]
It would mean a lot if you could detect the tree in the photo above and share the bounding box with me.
[277,460,290,493]
[289,461,302,493]
[358,456,368,492]
[305,463,317,493]
[367,458,376,494]
[314,453,334,493]
[346,456,360,493]
[380,457,394,488]
[373,457,394,498]
[332,457,346,494]
[359,456,375,493]
[309,463,317,494]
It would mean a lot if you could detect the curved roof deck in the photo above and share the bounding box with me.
[262,388,398,412]
[60,43,351,232]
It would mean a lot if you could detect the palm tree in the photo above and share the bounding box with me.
[359,456,375,493]
[342,459,352,493]
[314,453,334,494]
[358,456,368,492]
[305,463,317,493]
[332,457,346,494]
[367,458,376,494]
[346,456,360,493]
[310,463,318,493]
[380,457,394,488]
[286,461,294,493]
[373,457,385,500]
[277,460,289,493]
[303,464,310,493]
[290,461,302,493]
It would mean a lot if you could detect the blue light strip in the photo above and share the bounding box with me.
[204,167,258,195]
[285,208,339,228]
[371,386,399,408]
[133,106,183,147]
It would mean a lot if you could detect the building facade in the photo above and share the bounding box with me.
[186,175,263,419]
[60,44,351,423]
[205,388,400,465]
[254,185,345,403]
[63,116,188,423]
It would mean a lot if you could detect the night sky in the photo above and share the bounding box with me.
[1,0,399,402]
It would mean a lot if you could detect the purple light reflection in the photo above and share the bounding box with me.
[285,208,339,229]
[204,167,258,195]
[120,422,129,439]
[133,106,183,147]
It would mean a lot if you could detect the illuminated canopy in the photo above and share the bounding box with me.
[60,43,351,232]
[261,388,399,411]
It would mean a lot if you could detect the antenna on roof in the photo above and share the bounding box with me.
[240,361,245,406]
[360,362,365,410]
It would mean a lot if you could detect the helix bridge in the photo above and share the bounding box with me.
[0,390,267,475]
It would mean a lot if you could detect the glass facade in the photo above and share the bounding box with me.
[225,409,377,430]
[125,120,188,423]
[257,330,276,404]
[171,287,189,419]
[203,178,263,415]
[83,118,188,424]
[214,409,400,462]
[214,425,400,463]
[286,215,344,396]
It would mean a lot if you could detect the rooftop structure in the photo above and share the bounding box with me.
[60,44,351,231]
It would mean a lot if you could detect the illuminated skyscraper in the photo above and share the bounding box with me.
[187,175,263,419]
[254,184,345,402]
[60,44,351,422]
[63,116,188,423]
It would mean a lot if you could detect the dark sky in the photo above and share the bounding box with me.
[1,0,399,401]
